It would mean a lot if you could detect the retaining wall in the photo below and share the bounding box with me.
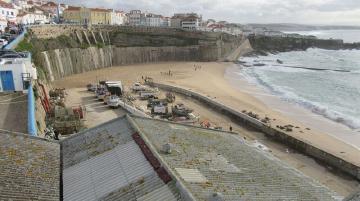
[151,82,360,181]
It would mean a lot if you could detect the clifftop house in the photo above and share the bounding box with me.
[63,6,127,25]
[170,13,201,30]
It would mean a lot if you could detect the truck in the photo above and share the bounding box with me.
[103,81,123,104]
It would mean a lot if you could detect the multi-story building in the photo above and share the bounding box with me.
[63,6,81,23]
[113,10,127,25]
[181,16,200,30]
[170,13,201,30]
[0,0,18,30]
[127,10,142,26]
[40,1,57,16]
[16,11,48,25]
[161,16,170,27]
[64,7,127,25]
[89,8,111,25]
[144,13,162,27]
[12,0,32,9]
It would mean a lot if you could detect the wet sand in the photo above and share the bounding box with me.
[54,61,360,195]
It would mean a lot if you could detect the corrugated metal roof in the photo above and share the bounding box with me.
[62,116,183,201]
[175,168,208,183]
[61,117,134,169]
[131,116,343,201]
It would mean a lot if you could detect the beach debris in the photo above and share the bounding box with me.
[241,110,247,113]
[253,63,266,67]
[86,84,97,92]
[172,103,193,117]
[246,111,259,119]
[165,92,176,103]
[276,124,293,132]
[276,59,284,64]
[201,120,211,128]
[261,117,271,124]
[162,143,173,154]
[306,128,311,130]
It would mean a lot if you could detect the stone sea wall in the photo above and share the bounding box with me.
[151,82,360,181]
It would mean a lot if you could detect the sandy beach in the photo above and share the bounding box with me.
[54,61,360,195]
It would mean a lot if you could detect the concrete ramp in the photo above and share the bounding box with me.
[223,39,253,62]
[0,92,28,133]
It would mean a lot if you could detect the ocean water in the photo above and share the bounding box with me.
[285,29,360,43]
[239,30,360,131]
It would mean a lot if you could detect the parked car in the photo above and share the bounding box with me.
[0,49,15,56]
[0,53,23,58]
[0,39,8,48]
[107,95,120,109]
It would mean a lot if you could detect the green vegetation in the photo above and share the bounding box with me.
[15,40,34,52]
[96,42,105,48]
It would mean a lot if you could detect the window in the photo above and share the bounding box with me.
[11,12,13,15]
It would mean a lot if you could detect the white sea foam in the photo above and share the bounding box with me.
[239,48,360,130]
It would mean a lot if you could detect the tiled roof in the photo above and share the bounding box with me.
[42,1,57,7]
[65,6,80,11]
[0,131,60,200]
[131,116,343,201]
[90,8,111,12]
[0,0,14,9]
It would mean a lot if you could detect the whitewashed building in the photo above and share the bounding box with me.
[0,1,18,27]
[160,17,170,27]
[0,53,37,92]
[170,13,201,30]
[181,16,200,30]
[113,10,126,25]
[128,10,142,26]
[144,13,162,27]
[17,12,48,25]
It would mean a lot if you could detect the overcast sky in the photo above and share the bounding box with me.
[56,0,360,25]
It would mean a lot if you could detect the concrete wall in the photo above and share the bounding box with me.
[151,82,360,181]
[39,45,202,81]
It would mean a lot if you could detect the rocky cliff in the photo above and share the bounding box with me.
[26,25,245,81]
[248,35,360,53]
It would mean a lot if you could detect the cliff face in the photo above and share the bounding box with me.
[28,25,245,81]
[40,46,201,81]
[248,35,360,52]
